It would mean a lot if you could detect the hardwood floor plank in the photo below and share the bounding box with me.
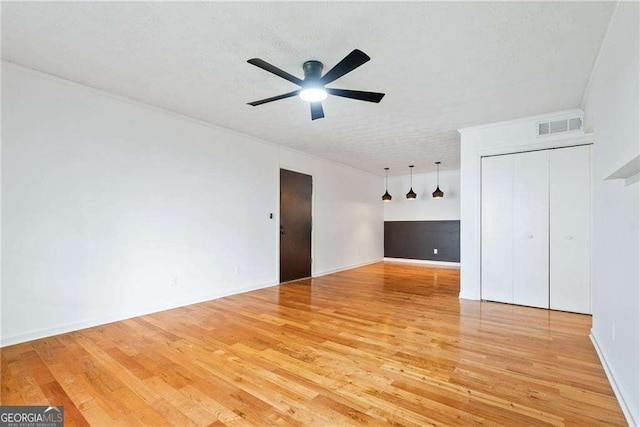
[0,263,626,425]
[39,381,90,426]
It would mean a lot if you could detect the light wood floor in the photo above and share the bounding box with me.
[1,262,625,426]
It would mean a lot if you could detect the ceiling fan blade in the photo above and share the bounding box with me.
[310,102,324,120]
[247,90,300,106]
[247,58,304,86]
[326,88,385,103]
[319,49,371,85]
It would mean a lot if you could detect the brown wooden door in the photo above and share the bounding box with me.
[280,169,312,283]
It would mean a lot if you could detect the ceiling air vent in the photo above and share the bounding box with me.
[537,116,582,137]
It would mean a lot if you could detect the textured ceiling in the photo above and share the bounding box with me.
[1,2,614,175]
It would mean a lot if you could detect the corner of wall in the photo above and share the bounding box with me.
[590,330,639,426]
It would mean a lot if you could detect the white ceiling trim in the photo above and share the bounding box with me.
[458,108,584,134]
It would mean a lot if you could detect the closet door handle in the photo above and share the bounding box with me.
[565,235,573,240]
[527,234,534,239]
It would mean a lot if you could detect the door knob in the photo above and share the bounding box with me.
[565,235,573,240]
[528,234,534,239]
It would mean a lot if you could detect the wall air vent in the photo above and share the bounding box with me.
[537,116,582,137]
[568,117,582,131]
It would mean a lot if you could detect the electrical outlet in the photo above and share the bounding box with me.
[171,276,178,287]
[433,249,438,255]
[235,265,241,275]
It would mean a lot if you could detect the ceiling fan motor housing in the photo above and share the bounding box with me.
[302,60,324,84]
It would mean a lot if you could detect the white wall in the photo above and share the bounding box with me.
[458,109,591,299]
[383,169,460,221]
[1,63,384,346]
[582,2,639,424]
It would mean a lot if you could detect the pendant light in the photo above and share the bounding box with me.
[432,161,444,198]
[406,165,417,200]
[382,167,392,202]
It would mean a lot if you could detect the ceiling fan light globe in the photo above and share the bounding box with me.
[299,88,327,102]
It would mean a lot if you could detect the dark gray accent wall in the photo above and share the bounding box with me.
[384,220,460,262]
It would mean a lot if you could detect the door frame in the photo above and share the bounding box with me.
[276,164,315,283]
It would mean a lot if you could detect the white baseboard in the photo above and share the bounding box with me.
[590,331,638,426]
[0,280,277,347]
[458,292,481,301]
[383,257,460,268]
[313,258,383,278]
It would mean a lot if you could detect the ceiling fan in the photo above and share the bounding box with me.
[247,49,385,120]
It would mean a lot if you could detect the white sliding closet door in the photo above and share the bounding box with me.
[481,155,514,304]
[513,150,549,308]
[550,145,591,313]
